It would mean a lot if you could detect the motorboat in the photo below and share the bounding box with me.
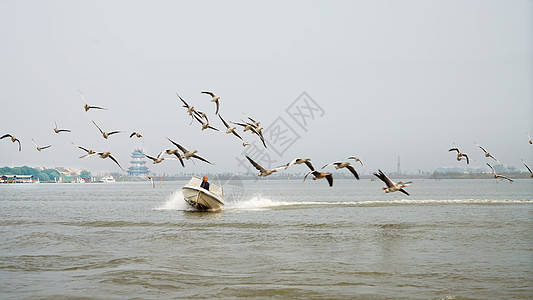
[182,177,224,211]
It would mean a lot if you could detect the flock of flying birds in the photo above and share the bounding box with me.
[1,91,533,196]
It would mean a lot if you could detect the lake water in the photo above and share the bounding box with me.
[1,178,532,299]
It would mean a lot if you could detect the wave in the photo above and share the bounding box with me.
[154,190,532,211]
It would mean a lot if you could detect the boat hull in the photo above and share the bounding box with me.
[182,186,224,211]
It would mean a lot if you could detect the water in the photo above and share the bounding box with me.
[1,179,532,299]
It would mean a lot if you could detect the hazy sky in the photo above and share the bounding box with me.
[1,0,532,175]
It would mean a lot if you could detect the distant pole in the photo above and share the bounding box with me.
[397,156,401,175]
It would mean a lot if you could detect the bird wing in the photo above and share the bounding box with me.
[325,174,334,187]
[524,162,532,173]
[488,154,500,164]
[88,105,106,110]
[107,131,121,136]
[79,90,87,104]
[31,138,38,148]
[201,91,216,97]
[176,93,190,108]
[232,130,244,141]
[107,154,124,171]
[477,145,488,154]
[167,137,187,153]
[303,170,316,182]
[215,100,220,115]
[77,145,92,153]
[486,163,495,174]
[80,153,97,159]
[174,153,185,167]
[57,129,71,133]
[218,114,230,128]
[374,170,394,188]
[304,160,315,171]
[92,121,104,134]
[449,148,459,153]
[207,125,220,132]
[498,175,513,182]
[129,132,136,138]
[144,153,158,161]
[399,188,410,196]
[40,145,52,150]
[346,165,360,180]
[230,121,248,128]
[192,154,213,165]
[1,134,13,140]
[246,155,266,172]
[322,162,340,169]
[464,154,470,164]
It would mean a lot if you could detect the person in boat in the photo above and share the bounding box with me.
[200,176,210,190]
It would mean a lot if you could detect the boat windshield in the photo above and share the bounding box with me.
[185,177,224,199]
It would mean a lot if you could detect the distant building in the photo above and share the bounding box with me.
[0,175,33,183]
[128,149,149,176]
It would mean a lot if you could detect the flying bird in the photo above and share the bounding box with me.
[193,113,220,132]
[79,90,106,112]
[85,151,124,171]
[164,148,185,167]
[245,155,283,177]
[278,158,314,171]
[53,120,71,134]
[304,170,333,187]
[219,114,248,146]
[147,175,155,188]
[529,133,532,145]
[486,163,513,182]
[373,169,411,196]
[92,121,121,139]
[322,161,360,180]
[347,156,364,168]
[449,146,469,164]
[177,93,202,124]
[74,144,96,158]
[250,126,267,148]
[201,91,221,115]
[31,138,51,152]
[0,134,21,151]
[144,151,182,165]
[476,144,500,164]
[130,132,143,139]
[167,138,213,164]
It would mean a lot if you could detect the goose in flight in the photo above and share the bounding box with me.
[193,113,220,132]
[53,120,71,134]
[347,156,364,168]
[304,170,333,187]
[130,132,143,139]
[245,155,283,177]
[278,158,314,171]
[93,151,124,171]
[373,169,411,196]
[177,93,201,124]
[74,144,96,158]
[0,134,21,151]
[31,138,51,152]
[449,146,469,164]
[250,126,267,148]
[201,91,221,115]
[147,175,155,188]
[167,138,213,164]
[523,161,533,177]
[476,144,500,164]
[144,151,182,165]
[92,121,121,139]
[79,90,106,112]
[529,133,532,145]
[219,114,248,146]
[164,148,185,167]
[486,163,513,182]
[322,161,360,180]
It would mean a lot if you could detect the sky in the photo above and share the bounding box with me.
[0,0,532,176]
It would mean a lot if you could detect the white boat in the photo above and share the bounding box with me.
[182,177,224,211]
[100,176,116,183]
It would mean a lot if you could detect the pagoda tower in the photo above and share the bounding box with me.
[128,149,149,177]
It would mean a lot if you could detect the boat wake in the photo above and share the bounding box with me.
[156,190,532,211]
